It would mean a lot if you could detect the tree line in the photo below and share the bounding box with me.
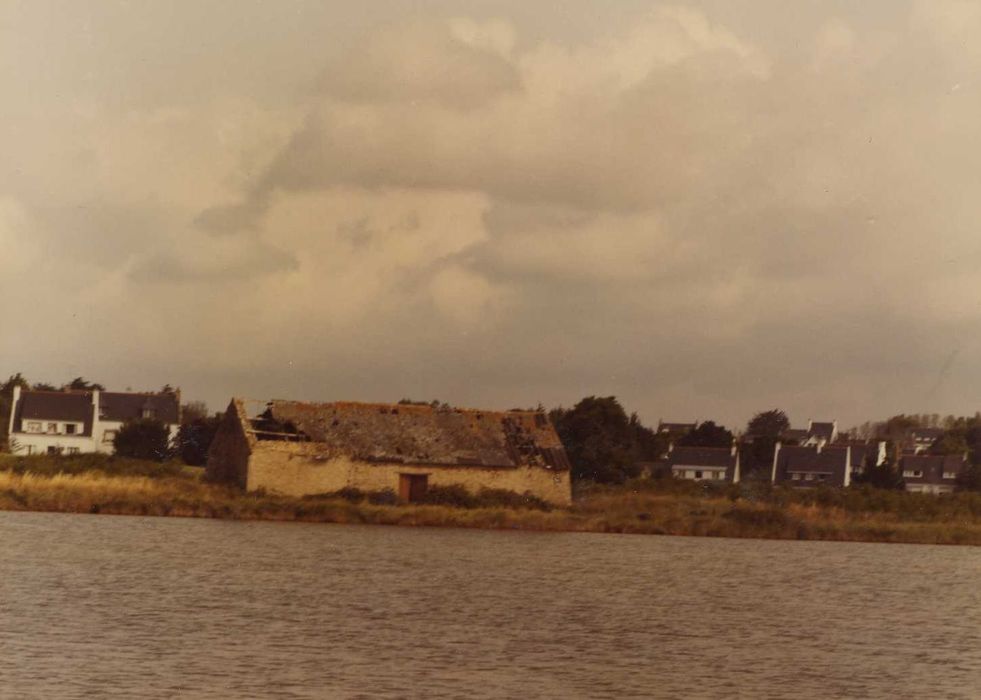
[2,374,980,490]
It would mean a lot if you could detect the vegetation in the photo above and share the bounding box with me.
[550,396,665,484]
[113,418,172,461]
[677,420,733,448]
[1,454,979,545]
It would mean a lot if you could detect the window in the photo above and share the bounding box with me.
[26,421,42,433]
[717,471,726,480]
[47,422,58,434]
[65,424,77,435]
[817,474,827,481]
[804,473,815,481]
[943,472,956,479]
[24,445,34,455]
[903,470,915,478]
[67,447,80,455]
[142,408,156,419]
[103,430,118,444]
[791,473,801,481]
[47,446,63,456]
[694,470,703,479]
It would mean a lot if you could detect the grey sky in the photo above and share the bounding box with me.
[2,0,980,430]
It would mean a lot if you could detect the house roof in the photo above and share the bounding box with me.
[778,445,848,474]
[255,400,570,471]
[899,454,965,483]
[12,391,95,436]
[658,421,697,433]
[910,428,944,442]
[780,428,810,442]
[808,422,836,440]
[99,392,180,425]
[668,446,736,468]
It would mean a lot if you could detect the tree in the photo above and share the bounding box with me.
[743,409,790,479]
[746,409,790,438]
[550,396,644,484]
[114,418,172,461]
[956,464,981,492]
[678,421,733,448]
[0,373,30,450]
[32,382,58,391]
[176,414,222,466]
[67,377,105,391]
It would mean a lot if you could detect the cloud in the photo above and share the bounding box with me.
[8,2,981,428]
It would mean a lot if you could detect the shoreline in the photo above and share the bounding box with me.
[1,468,979,545]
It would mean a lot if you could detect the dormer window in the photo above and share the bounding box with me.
[142,408,156,419]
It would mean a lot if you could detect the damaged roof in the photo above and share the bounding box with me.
[254,400,570,471]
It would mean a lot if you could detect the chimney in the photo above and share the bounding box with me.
[843,445,852,488]
[8,385,22,437]
[771,441,782,484]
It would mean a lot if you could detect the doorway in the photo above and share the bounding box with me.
[399,473,429,502]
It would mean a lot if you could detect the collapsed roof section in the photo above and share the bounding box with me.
[246,399,571,471]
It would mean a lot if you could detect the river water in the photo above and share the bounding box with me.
[0,511,978,699]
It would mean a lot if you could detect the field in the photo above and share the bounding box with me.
[1,454,980,545]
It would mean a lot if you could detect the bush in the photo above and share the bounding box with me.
[114,418,172,462]
[0,452,182,479]
[367,489,398,506]
[419,484,476,508]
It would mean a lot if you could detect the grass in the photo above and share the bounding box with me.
[1,455,980,544]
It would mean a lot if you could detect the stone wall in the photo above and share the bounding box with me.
[205,400,255,488]
[245,441,572,506]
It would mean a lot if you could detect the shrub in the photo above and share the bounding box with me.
[367,489,398,506]
[419,484,476,508]
[114,418,172,462]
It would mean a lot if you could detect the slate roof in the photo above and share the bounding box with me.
[99,392,180,425]
[12,391,95,436]
[780,428,810,443]
[774,445,849,485]
[809,422,836,441]
[910,428,944,443]
[658,421,697,434]
[899,454,965,484]
[255,400,570,471]
[668,446,736,469]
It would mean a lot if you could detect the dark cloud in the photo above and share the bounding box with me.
[5,1,981,430]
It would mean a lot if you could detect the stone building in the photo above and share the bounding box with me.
[206,399,573,506]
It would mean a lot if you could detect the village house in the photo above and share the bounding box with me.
[6,386,180,456]
[771,442,851,488]
[908,428,944,455]
[206,398,573,506]
[780,420,838,448]
[667,444,740,483]
[898,453,965,494]
[832,438,887,478]
[657,420,698,437]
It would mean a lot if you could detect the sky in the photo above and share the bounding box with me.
[2,0,981,431]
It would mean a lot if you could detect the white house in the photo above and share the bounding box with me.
[667,445,740,483]
[7,386,181,456]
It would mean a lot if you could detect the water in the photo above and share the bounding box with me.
[0,512,978,699]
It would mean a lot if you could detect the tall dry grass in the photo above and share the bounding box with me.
[1,458,980,544]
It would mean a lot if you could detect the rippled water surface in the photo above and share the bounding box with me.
[1,511,979,698]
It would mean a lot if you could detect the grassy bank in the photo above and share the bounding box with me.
[1,455,980,544]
